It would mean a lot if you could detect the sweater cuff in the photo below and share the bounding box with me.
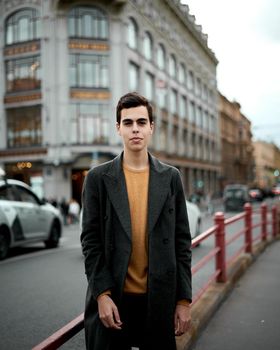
[97,290,111,301]
[177,299,191,307]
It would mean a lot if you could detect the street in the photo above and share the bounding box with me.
[0,199,276,350]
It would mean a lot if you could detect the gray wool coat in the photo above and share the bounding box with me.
[80,152,192,350]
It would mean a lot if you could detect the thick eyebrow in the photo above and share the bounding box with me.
[121,117,149,123]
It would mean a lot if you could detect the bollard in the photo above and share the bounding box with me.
[214,212,226,283]
[261,203,267,241]
[244,203,252,253]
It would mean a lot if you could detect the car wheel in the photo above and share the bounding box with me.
[0,231,9,260]
[45,222,60,249]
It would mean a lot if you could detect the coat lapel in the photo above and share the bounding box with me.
[147,154,172,234]
[103,154,132,241]
[103,152,172,239]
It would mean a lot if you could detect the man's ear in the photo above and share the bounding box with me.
[150,121,154,134]
[116,122,121,135]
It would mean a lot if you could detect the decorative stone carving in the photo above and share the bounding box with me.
[4,0,41,12]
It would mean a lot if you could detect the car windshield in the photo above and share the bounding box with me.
[225,189,245,198]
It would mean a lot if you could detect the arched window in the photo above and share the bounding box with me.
[178,63,186,84]
[127,18,138,49]
[68,6,108,39]
[143,32,153,61]
[5,8,40,45]
[157,44,165,70]
[169,54,176,78]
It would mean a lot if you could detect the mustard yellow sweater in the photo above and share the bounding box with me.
[123,163,149,293]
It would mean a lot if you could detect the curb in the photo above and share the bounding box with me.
[176,237,279,350]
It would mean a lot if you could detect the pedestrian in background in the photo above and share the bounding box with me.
[81,92,192,350]
[60,197,69,225]
[68,198,80,224]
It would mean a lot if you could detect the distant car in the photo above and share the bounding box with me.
[223,184,250,212]
[249,188,264,202]
[0,179,63,260]
[272,186,280,196]
[186,200,202,239]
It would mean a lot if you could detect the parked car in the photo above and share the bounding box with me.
[272,186,280,196]
[0,179,63,260]
[223,184,250,212]
[186,199,202,239]
[249,188,264,202]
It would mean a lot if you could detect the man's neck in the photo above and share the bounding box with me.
[123,149,149,170]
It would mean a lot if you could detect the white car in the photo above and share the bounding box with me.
[0,179,63,260]
[186,200,202,239]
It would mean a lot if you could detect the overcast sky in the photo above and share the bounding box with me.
[182,0,280,146]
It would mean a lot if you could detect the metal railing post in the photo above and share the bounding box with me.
[261,202,267,241]
[214,212,226,283]
[244,203,252,253]
[272,205,277,238]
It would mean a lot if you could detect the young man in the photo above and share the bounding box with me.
[81,92,192,350]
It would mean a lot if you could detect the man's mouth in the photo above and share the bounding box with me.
[130,137,142,141]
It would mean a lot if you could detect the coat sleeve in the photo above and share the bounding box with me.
[80,170,115,299]
[174,169,192,302]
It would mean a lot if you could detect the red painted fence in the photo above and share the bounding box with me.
[32,202,279,349]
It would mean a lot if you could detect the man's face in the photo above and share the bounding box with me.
[116,105,154,153]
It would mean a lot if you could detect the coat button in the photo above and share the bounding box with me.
[163,238,169,244]
[168,208,174,213]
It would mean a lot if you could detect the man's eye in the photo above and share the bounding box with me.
[138,121,147,125]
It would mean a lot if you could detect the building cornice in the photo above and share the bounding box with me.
[164,0,218,64]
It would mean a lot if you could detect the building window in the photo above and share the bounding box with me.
[179,95,186,118]
[178,63,186,84]
[70,103,109,144]
[157,44,165,70]
[7,106,42,148]
[159,121,168,150]
[68,6,108,39]
[169,54,176,79]
[5,8,40,45]
[189,101,195,123]
[157,81,167,109]
[204,110,209,131]
[5,56,41,92]
[145,72,154,101]
[143,32,153,61]
[197,106,203,127]
[127,18,138,49]
[128,62,139,91]
[170,89,177,115]
[70,54,109,88]
[188,70,194,90]
[196,78,202,96]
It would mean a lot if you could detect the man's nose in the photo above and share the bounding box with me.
[132,122,139,132]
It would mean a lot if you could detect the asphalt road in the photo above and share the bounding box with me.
[0,199,276,350]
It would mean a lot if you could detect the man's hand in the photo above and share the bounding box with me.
[174,304,191,336]
[97,294,123,329]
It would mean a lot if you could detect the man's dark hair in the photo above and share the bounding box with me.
[116,92,153,124]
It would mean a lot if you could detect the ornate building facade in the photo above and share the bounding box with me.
[253,141,280,190]
[0,0,220,202]
[219,92,254,190]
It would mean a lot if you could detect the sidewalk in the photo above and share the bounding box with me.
[190,239,280,350]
